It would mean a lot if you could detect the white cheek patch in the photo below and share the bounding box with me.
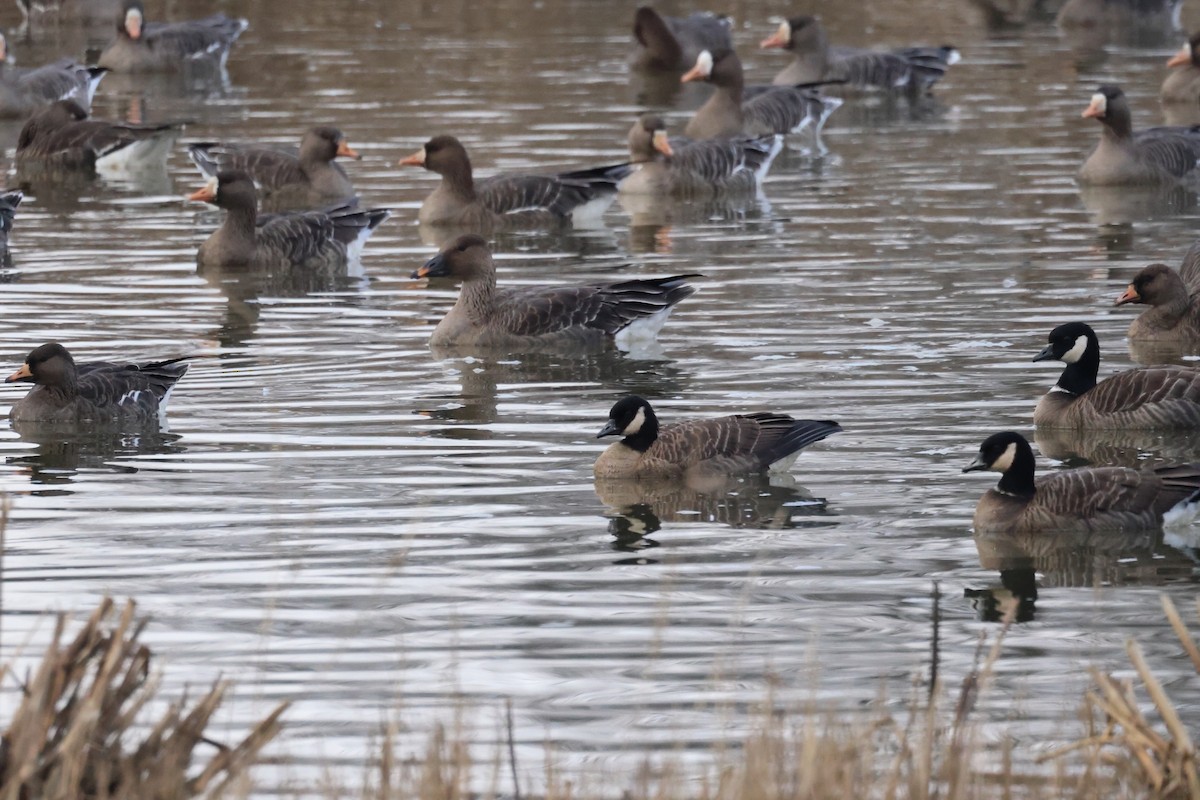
[1090,92,1107,115]
[694,50,713,77]
[1061,334,1089,364]
[622,407,646,436]
[991,441,1017,473]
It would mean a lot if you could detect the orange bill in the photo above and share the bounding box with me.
[760,30,788,49]
[1114,285,1139,306]
[5,363,32,383]
[187,184,216,203]
[337,140,361,160]
[652,130,673,157]
[398,148,425,167]
[412,264,433,278]
[680,63,706,83]
[1168,46,1192,68]
[1081,97,1105,119]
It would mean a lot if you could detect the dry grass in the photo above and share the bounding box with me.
[0,596,288,800]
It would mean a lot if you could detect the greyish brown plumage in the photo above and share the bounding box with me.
[398,135,631,229]
[631,6,732,71]
[1114,244,1200,343]
[594,396,841,479]
[679,48,842,142]
[0,33,107,119]
[0,190,21,251]
[5,342,189,424]
[759,16,959,94]
[963,431,1200,535]
[1032,321,1200,429]
[1078,85,1200,185]
[1162,32,1200,107]
[97,0,247,73]
[16,99,180,176]
[190,170,390,269]
[188,127,359,212]
[411,235,697,349]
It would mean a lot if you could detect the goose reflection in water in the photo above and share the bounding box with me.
[5,425,185,489]
[1034,426,1200,469]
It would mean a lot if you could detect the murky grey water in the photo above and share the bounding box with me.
[0,0,1198,791]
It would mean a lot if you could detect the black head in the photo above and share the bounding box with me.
[962,431,1027,473]
[1033,321,1098,364]
[411,234,492,280]
[597,396,659,447]
[6,342,75,385]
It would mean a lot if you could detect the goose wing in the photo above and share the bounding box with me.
[1178,239,1200,295]
[1133,126,1200,178]
[188,142,306,189]
[492,274,698,337]
[1082,366,1200,423]
[653,414,838,472]
[256,209,339,264]
[142,15,247,59]
[16,60,98,105]
[670,135,779,185]
[1030,463,1200,529]
[76,357,189,411]
[477,167,625,217]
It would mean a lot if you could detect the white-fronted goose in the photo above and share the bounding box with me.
[5,342,189,424]
[619,114,782,196]
[188,127,359,212]
[410,234,697,349]
[16,99,181,176]
[1162,32,1200,106]
[631,6,732,71]
[964,431,1200,534]
[97,0,248,73]
[189,170,390,269]
[0,34,107,119]
[1078,85,1200,185]
[680,48,842,142]
[594,395,841,479]
[759,15,959,94]
[0,190,22,250]
[1115,250,1200,342]
[399,135,631,229]
[1033,321,1200,428]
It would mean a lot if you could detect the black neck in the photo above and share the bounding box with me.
[1055,348,1099,396]
[997,443,1036,497]
[621,411,660,453]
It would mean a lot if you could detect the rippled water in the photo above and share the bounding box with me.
[0,0,1198,791]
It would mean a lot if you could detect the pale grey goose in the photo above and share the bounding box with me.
[964,431,1200,535]
[1032,321,1200,428]
[97,0,248,73]
[399,135,631,229]
[1078,84,1200,185]
[595,395,841,479]
[1162,32,1200,107]
[759,16,959,94]
[1114,244,1200,343]
[680,48,843,142]
[619,114,782,197]
[410,234,697,349]
[189,170,390,269]
[5,342,189,425]
[188,127,359,212]
[0,33,107,119]
[16,99,181,177]
[631,6,732,71]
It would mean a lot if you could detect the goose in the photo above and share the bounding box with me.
[399,135,631,228]
[631,6,733,71]
[16,99,182,176]
[188,127,359,212]
[1032,321,1200,428]
[0,190,21,250]
[1162,32,1200,107]
[410,234,697,349]
[5,342,189,424]
[759,16,959,94]
[1114,254,1200,342]
[680,48,843,142]
[619,114,782,196]
[1078,85,1200,185]
[963,431,1200,535]
[0,33,107,118]
[189,170,391,269]
[97,0,248,73]
[594,395,841,479]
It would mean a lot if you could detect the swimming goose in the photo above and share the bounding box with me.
[759,16,959,94]
[410,234,697,349]
[680,48,842,142]
[399,135,631,228]
[1162,32,1200,107]
[188,127,359,212]
[964,431,1200,535]
[1115,257,1200,343]
[16,99,181,176]
[1033,321,1200,428]
[0,34,107,118]
[1078,85,1200,185]
[631,6,733,71]
[619,114,782,196]
[0,190,22,250]
[190,170,390,269]
[5,342,189,424]
[594,395,841,479]
[97,0,248,73]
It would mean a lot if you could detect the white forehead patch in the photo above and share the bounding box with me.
[126,6,142,24]
[622,407,646,436]
[1061,334,1089,364]
[991,441,1017,473]
[1090,92,1107,115]
[778,21,791,40]
[694,50,713,77]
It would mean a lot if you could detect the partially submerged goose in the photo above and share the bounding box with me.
[1078,85,1200,185]
[1115,248,1200,342]
[0,33,107,118]
[620,114,782,196]
[759,16,959,94]
[189,170,390,269]
[6,342,189,425]
[399,135,630,228]
[964,431,1200,534]
[631,6,732,71]
[16,99,181,177]
[97,0,248,73]
[680,48,842,142]
[410,234,697,349]
[1033,321,1200,428]
[188,127,359,212]
[594,395,841,479]
[1162,32,1200,107]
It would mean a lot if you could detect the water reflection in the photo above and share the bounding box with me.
[1034,426,1200,467]
[6,425,185,489]
[1078,183,1196,229]
[965,568,1038,622]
